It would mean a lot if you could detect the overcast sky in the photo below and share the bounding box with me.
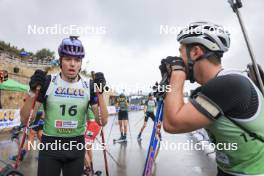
[0,0,263,94]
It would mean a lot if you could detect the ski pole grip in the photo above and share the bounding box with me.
[236,0,243,8]
[228,0,243,12]
[91,71,99,95]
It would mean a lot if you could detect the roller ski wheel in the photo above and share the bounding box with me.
[113,138,127,144]
[94,170,102,176]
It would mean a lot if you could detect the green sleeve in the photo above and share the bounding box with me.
[87,106,95,121]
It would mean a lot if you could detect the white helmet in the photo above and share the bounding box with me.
[177,22,230,53]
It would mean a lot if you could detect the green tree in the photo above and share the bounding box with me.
[35,48,55,60]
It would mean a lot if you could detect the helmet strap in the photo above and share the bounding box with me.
[186,46,219,83]
[186,46,195,83]
[195,51,216,63]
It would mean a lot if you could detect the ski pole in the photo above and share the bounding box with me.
[228,0,264,94]
[107,114,117,144]
[127,114,133,143]
[95,138,123,167]
[143,78,167,176]
[134,115,144,127]
[91,71,109,176]
[14,86,41,169]
[143,100,164,176]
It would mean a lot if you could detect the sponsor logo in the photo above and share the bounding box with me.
[55,87,84,97]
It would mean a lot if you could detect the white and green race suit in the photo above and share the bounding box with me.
[190,70,264,175]
[145,99,156,113]
[39,73,95,137]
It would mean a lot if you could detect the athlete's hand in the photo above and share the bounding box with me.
[93,72,106,94]
[10,124,24,141]
[0,70,8,83]
[152,82,159,97]
[159,56,185,78]
[29,70,46,91]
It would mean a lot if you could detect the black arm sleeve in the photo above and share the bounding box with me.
[190,74,258,120]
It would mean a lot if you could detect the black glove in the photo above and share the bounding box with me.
[29,70,46,91]
[10,124,24,141]
[152,82,159,98]
[89,79,97,105]
[93,72,106,94]
[152,81,166,99]
[159,56,185,78]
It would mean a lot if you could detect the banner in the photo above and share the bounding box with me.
[108,105,144,114]
[0,109,21,130]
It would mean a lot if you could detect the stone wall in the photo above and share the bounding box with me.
[0,52,51,108]
[0,52,51,84]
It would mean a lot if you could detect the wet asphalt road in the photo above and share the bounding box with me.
[0,111,217,176]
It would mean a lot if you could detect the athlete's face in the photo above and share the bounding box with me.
[179,44,204,82]
[179,44,189,66]
[61,56,82,80]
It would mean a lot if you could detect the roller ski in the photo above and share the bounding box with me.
[94,171,102,176]
[113,135,127,144]
[0,164,23,176]
[113,138,127,144]
[83,166,102,176]
[137,133,142,142]
[9,149,27,162]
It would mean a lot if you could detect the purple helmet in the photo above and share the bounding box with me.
[58,36,85,59]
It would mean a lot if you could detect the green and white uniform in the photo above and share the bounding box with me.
[145,99,156,113]
[43,73,91,137]
[191,70,264,175]
[117,97,128,121]
[144,99,156,122]
[118,97,128,112]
